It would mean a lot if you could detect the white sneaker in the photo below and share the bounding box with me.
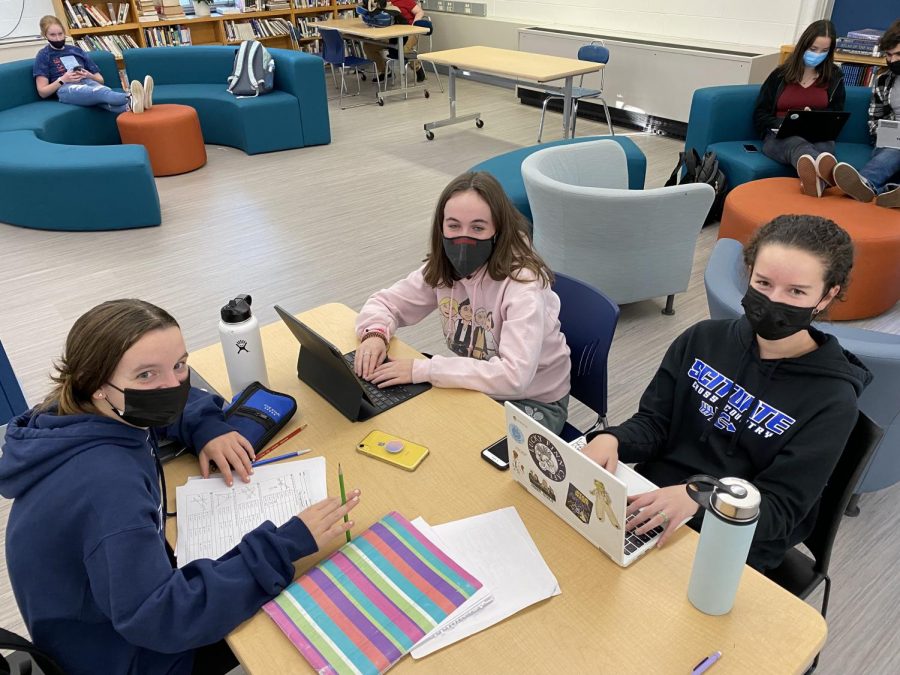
[815,152,837,187]
[143,75,154,110]
[833,163,875,203]
[129,80,144,114]
[796,154,824,197]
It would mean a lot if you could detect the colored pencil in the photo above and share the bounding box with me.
[339,463,351,543]
[251,449,312,468]
[254,423,308,461]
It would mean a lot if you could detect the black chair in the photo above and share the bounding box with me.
[0,628,65,675]
[765,411,883,672]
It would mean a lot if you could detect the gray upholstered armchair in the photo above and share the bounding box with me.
[705,237,900,511]
[522,139,714,314]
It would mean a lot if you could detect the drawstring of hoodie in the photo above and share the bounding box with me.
[148,430,175,520]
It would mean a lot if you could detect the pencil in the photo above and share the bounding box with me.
[250,449,312,468]
[339,463,351,543]
[254,423,307,462]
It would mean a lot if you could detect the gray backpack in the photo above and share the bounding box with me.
[227,40,275,98]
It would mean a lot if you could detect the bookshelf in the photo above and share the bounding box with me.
[51,0,341,61]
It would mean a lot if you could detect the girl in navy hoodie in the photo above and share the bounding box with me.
[582,215,870,571]
[0,299,360,675]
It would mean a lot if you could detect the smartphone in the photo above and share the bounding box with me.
[743,144,759,153]
[481,437,509,471]
[357,431,429,471]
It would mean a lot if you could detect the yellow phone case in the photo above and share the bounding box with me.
[357,431,429,471]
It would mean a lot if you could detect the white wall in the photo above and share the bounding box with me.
[476,0,828,49]
[0,0,54,40]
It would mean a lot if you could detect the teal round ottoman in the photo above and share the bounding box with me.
[470,136,646,221]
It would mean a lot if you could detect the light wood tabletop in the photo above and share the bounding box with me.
[317,18,429,41]
[418,46,603,83]
[164,303,826,674]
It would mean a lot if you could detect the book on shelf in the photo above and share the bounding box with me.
[118,2,131,22]
[846,28,884,42]
[144,25,193,47]
[74,31,139,58]
[836,37,883,57]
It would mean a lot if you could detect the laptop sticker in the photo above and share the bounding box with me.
[511,448,526,475]
[509,423,524,444]
[529,470,557,502]
[528,433,566,482]
[591,479,621,529]
[565,484,594,524]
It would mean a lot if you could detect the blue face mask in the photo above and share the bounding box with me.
[803,50,828,68]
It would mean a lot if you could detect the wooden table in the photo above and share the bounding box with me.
[317,18,430,106]
[165,303,827,674]
[418,46,603,141]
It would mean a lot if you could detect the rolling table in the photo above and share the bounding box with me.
[317,18,430,106]
[418,46,603,140]
[165,303,827,674]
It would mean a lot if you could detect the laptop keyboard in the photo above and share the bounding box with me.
[343,352,418,412]
[624,512,664,556]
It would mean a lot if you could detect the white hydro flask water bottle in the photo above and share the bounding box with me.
[686,475,761,615]
[218,294,269,394]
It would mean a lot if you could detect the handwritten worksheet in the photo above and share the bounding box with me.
[175,456,327,567]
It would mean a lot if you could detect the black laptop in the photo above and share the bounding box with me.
[776,110,850,143]
[274,305,431,422]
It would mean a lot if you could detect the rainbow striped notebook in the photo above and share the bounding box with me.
[263,511,484,674]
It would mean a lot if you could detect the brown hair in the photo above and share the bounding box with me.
[783,20,837,86]
[39,15,65,37]
[880,20,900,53]
[743,214,854,302]
[41,299,179,415]
[422,172,553,288]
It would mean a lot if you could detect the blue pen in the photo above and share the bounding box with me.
[251,449,312,468]
[692,651,722,674]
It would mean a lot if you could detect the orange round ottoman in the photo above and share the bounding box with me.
[720,177,900,320]
[117,104,206,177]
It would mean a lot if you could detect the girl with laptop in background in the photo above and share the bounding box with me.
[353,171,571,434]
[581,215,870,572]
[753,20,846,197]
[0,299,360,675]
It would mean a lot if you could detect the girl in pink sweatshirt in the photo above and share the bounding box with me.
[354,172,571,433]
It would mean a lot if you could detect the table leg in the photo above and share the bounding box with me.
[561,76,574,139]
[423,65,482,139]
[397,36,407,100]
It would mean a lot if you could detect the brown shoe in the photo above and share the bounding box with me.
[797,154,823,197]
[815,152,837,186]
[875,185,900,208]
[833,162,875,202]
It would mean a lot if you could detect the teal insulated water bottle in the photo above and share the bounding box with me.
[686,475,761,615]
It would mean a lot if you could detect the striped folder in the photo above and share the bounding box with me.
[264,511,484,674]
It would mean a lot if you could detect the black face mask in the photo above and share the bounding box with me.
[48,39,66,50]
[741,285,823,341]
[106,374,191,427]
[442,235,494,278]
[889,60,900,76]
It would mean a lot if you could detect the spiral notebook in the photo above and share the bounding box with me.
[263,511,488,675]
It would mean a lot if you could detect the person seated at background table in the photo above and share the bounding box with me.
[753,20,846,198]
[0,299,360,675]
[581,215,870,572]
[362,0,428,83]
[33,15,152,114]
[833,19,900,209]
[354,171,572,434]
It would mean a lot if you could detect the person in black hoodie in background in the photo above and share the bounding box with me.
[753,20,846,198]
[582,215,871,571]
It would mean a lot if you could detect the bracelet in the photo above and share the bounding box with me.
[361,330,389,349]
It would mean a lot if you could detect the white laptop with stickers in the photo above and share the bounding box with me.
[505,402,662,567]
[875,119,900,149]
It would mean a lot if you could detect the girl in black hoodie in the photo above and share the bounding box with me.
[582,215,871,571]
[753,20,846,198]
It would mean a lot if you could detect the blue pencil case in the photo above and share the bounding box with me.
[224,382,298,452]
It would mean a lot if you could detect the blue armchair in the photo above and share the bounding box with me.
[704,238,900,507]
[683,85,873,190]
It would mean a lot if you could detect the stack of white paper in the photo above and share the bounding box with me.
[175,456,327,567]
[410,507,560,658]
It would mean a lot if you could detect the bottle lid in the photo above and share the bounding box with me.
[221,294,253,323]
[710,477,760,522]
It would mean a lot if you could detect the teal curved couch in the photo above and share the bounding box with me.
[683,84,873,190]
[122,46,331,155]
[0,50,160,231]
